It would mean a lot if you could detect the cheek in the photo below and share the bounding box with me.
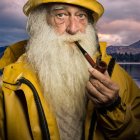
[54,18,67,34]
[54,23,67,34]
[47,17,67,34]
[79,20,88,32]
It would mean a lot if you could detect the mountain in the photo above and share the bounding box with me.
[107,40,140,55]
[0,46,7,58]
[129,40,140,48]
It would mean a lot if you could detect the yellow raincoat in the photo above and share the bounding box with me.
[0,40,140,140]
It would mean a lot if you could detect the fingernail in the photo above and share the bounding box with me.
[88,67,94,73]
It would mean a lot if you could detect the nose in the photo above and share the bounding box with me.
[66,17,80,35]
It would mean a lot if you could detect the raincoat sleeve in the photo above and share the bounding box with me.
[96,63,140,139]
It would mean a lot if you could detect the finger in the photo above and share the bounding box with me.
[86,87,112,108]
[88,67,106,81]
[89,79,119,105]
[86,81,106,102]
[86,92,102,108]
[89,78,114,97]
[88,68,119,91]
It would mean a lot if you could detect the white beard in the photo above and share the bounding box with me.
[26,7,98,140]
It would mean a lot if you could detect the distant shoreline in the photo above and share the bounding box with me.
[118,62,140,65]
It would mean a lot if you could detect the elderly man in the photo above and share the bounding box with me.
[0,0,140,140]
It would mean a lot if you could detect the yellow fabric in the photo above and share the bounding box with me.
[1,55,60,140]
[0,40,27,70]
[23,0,104,22]
[0,41,140,140]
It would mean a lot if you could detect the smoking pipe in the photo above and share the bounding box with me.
[75,41,107,73]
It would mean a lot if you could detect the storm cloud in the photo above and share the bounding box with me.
[0,0,27,46]
[0,0,140,46]
[98,0,140,45]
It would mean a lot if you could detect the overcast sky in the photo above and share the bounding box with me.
[0,0,140,46]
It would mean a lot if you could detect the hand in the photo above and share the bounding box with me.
[86,67,119,108]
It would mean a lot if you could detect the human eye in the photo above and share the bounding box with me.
[78,13,87,19]
[76,10,88,20]
[55,13,67,19]
[56,13,64,18]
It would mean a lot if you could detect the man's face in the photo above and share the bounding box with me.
[47,4,89,35]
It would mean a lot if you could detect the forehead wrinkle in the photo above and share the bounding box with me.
[51,5,67,11]
[50,4,87,13]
